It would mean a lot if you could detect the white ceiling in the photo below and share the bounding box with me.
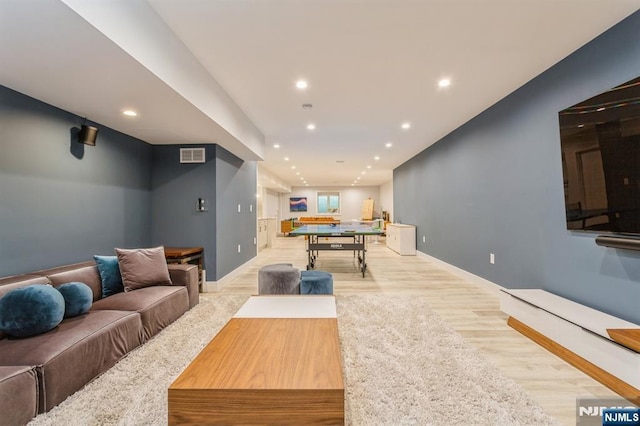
[1,1,639,189]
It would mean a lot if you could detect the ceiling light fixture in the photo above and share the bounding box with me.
[122,110,138,117]
[284,157,289,161]
[366,165,371,169]
[401,122,411,130]
[273,144,280,148]
[385,142,393,148]
[374,156,380,160]
[296,80,308,90]
[291,166,296,169]
[438,78,451,88]
[307,123,316,130]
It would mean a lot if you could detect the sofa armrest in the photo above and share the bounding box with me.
[167,264,199,309]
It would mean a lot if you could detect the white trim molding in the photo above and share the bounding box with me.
[202,256,258,292]
[416,250,504,296]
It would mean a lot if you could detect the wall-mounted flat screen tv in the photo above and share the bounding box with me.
[559,76,640,234]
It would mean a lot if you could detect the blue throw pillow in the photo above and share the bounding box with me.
[0,284,65,338]
[94,255,124,297]
[56,282,93,318]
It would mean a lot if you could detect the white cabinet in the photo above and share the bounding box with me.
[257,218,277,250]
[500,289,640,391]
[266,218,277,248]
[257,219,268,249]
[386,224,416,255]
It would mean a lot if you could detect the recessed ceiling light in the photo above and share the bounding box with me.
[307,123,316,130]
[401,122,411,130]
[351,184,354,186]
[438,78,451,88]
[284,157,290,161]
[361,171,366,175]
[122,110,138,117]
[305,183,309,186]
[273,144,280,148]
[291,166,296,169]
[300,177,304,181]
[296,172,300,175]
[296,80,308,90]
[366,165,371,169]
[374,156,380,161]
[385,142,393,148]
[357,177,361,180]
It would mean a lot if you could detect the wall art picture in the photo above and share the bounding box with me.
[289,197,308,212]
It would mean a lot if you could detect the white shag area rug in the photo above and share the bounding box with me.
[28,294,559,425]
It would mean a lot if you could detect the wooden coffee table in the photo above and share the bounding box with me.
[168,296,344,425]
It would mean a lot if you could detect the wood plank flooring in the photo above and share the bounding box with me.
[216,235,619,425]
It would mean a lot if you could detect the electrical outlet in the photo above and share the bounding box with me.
[490,253,495,264]
[422,235,426,243]
[237,204,241,213]
[253,237,257,245]
[250,204,253,212]
[237,244,241,253]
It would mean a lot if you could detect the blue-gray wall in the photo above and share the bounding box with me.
[0,85,152,275]
[394,11,640,324]
[150,144,257,281]
[150,145,217,276]
[0,85,258,282]
[215,145,257,279]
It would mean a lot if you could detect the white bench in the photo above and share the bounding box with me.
[500,289,640,402]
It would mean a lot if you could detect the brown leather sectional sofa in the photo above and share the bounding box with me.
[0,260,199,425]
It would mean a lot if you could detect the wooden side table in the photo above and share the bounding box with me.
[164,247,204,291]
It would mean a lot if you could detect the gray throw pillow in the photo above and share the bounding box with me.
[115,246,172,291]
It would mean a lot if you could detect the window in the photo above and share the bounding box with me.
[317,191,340,215]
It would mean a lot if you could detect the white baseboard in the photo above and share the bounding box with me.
[202,256,258,292]
[416,250,504,296]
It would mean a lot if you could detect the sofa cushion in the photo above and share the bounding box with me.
[93,255,124,297]
[0,285,65,338]
[115,246,172,291]
[57,282,93,318]
[0,276,50,299]
[0,310,144,413]
[48,266,102,303]
[0,366,38,425]
[92,285,188,339]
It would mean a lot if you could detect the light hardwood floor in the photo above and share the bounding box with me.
[216,234,619,425]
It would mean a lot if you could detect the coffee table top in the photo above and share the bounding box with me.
[170,318,343,390]
[234,295,337,318]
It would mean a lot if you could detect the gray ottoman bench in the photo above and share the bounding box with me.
[258,264,301,294]
[0,365,38,425]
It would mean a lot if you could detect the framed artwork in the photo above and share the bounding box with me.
[289,197,308,212]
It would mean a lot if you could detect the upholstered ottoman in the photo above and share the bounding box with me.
[0,366,38,425]
[300,270,333,294]
[258,264,301,294]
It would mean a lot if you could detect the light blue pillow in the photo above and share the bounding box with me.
[0,284,65,338]
[57,282,93,318]
[93,255,124,298]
